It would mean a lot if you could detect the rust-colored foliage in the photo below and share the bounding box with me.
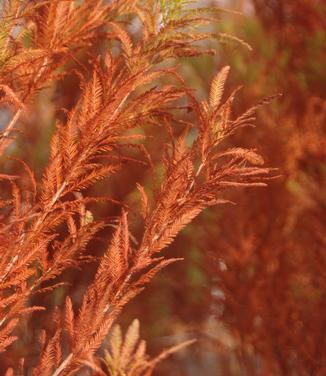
[0,0,275,374]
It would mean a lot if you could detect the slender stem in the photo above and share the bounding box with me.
[0,108,22,155]
[52,353,73,376]
[0,51,50,157]
[33,181,68,230]
[0,254,18,283]
[50,181,67,208]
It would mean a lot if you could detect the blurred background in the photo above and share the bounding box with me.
[125,1,326,374]
[2,0,325,374]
